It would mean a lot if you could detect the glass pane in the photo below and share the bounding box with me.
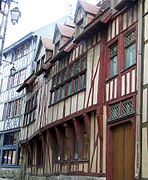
[51,91,55,104]
[7,151,12,164]
[74,137,78,160]
[61,85,66,99]
[12,150,16,164]
[13,132,17,144]
[3,151,8,164]
[64,138,68,160]
[74,78,78,92]
[9,133,13,145]
[125,43,136,68]
[83,133,88,159]
[110,56,118,77]
[67,81,72,96]
[56,144,60,161]
[4,134,9,145]
[80,74,86,89]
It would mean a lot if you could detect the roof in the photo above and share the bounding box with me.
[3,32,35,55]
[41,37,54,51]
[17,73,37,92]
[79,0,100,15]
[57,24,75,38]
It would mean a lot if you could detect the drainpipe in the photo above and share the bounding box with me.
[135,0,144,179]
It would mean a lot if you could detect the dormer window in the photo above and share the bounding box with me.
[55,41,60,55]
[77,19,84,35]
[75,8,84,36]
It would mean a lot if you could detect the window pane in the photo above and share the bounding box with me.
[125,43,136,68]
[64,137,68,160]
[80,74,86,89]
[110,56,118,77]
[3,151,8,164]
[74,136,78,160]
[74,78,78,92]
[67,81,72,96]
[61,85,66,99]
[51,91,55,104]
[56,144,60,161]
[12,150,16,164]
[19,69,26,84]
[7,151,12,164]
[83,133,89,159]
[4,134,9,145]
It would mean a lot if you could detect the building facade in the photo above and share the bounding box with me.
[18,0,142,179]
[0,32,38,179]
[1,0,148,180]
[0,16,71,179]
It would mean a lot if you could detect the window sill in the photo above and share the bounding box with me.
[106,74,118,83]
[121,63,136,74]
[54,159,88,164]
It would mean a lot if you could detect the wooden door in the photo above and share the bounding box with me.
[113,123,133,180]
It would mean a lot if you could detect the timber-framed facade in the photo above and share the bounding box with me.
[13,0,148,180]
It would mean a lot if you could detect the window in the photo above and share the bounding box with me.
[74,78,78,92]
[125,29,136,68]
[19,69,26,84]
[80,73,86,89]
[4,132,17,146]
[77,19,84,35]
[61,85,66,99]
[7,69,26,89]
[1,131,19,166]
[110,44,118,77]
[50,56,87,104]
[13,73,19,87]
[37,139,43,166]
[3,150,16,165]
[82,132,89,159]
[67,81,72,96]
[3,98,21,119]
[74,136,78,160]
[108,98,134,121]
[63,137,69,160]
[14,98,21,116]
[24,93,38,126]
[55,144,60,161]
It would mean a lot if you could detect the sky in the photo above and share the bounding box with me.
[5,0,99,48]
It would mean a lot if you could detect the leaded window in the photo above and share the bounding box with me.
[50,55,87,104]
[110,44,118,77]
[108,98,134,121]
[109,103,120,121]
[125,29,136,68]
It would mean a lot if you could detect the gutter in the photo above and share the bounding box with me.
[136,0,144,179]
[139,0,145,179]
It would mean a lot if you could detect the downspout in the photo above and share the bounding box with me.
[135,0,144,179]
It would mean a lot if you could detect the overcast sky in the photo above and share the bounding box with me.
[5,0,98,48]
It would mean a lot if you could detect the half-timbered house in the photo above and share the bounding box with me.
[0,16,71,179]
[17,0,144,180]
[18,0,110,179]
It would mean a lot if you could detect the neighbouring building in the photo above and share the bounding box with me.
[0,16,71,179]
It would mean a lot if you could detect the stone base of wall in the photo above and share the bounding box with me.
[0,168,21,180]
[24,175,106,180]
